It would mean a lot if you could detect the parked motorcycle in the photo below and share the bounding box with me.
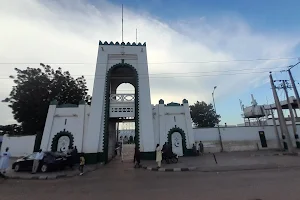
[163,152,178,164]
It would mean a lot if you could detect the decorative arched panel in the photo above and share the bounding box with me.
[167,126,187,155]
[51,130,74,152]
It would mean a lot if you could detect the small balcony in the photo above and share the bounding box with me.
[110,94,135,103]
[109,94,135,118]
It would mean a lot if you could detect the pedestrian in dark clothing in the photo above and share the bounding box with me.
[71,146,79,168]
[73,146,78,154]
[115,142,119,157]
[199,141,204,155]
[119,142,122,156]
[192,144,197,156]
[162,142,167,161]
[133,147,141,168]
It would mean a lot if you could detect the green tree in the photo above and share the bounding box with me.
[190,101,220,128]
[0,124,23,135]
[5,64,88,148]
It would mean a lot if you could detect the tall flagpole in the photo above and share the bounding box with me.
[122,4,124,43]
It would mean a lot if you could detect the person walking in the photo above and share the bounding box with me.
[114,142,119,157]
[0,147,11,177]
[133,147,141,168]
[71,146,79,168]
[119,142,122,157]
[162,142,167,161]
[79,153,85,176]
[199,141,204,155]
[192,143,197,156]
[156,144,162,168]
[196,142,200,156]
[32,149,44,174]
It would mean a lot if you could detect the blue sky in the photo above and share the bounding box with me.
[103,0,300,124]
[107,0,300,31]
[1,0,300,125]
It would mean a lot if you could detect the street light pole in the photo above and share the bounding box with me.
[212,86,224,152]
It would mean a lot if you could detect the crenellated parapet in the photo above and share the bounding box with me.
[99,41,146,46]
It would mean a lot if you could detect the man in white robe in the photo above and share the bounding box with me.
[0,147,11,176]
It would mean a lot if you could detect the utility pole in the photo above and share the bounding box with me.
[285,60,300,111]
[281,80,300,148]
[266,96,281,149]
[288,69,300,110]
[270,107,283,149]
[270,72,293,152]
[212,86,223,152]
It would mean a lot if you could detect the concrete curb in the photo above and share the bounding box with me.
[142,164,300,173]
[4,166,99,180]
[251,152,300,157]
[142,166,197,172]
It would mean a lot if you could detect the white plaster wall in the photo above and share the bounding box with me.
[0,134,36,157]
[194,125,300,153]
[135,46,155,152]
[55,107,80,116]
[158,104,166,146]
[41,106,90,153]
[40,105,56,151]
[84,45,107,154]
[82,106,90,152]
[154,103,195,148]
[183,102,195,149]
[153,105,160,146]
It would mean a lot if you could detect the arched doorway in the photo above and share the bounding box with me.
[103,63,139,163]
[171,132,183,156]
[167,127,187,156]
[51,131,74,152]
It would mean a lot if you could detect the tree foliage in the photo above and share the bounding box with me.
[190,101,221,128]
[0,124,23,136]
[7,64,88,135]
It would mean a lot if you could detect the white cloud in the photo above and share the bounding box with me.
[0,0,299,125]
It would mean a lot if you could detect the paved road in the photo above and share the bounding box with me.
[1,160,300,200]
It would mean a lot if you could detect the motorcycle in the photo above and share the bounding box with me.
[163,152,178,164]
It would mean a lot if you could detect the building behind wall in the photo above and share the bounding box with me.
[240,95,300,126]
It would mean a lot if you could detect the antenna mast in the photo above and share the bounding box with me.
[122,4,124,43]
[136,28,137,43]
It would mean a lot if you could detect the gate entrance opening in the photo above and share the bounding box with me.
[117,121,135,162]
[104,65,139,163]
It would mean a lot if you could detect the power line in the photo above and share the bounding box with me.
[0,65,288,78]
[0,56,297,65]
[0,69,283,80]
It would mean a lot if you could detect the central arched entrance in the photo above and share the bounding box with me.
[103,63,139,163]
